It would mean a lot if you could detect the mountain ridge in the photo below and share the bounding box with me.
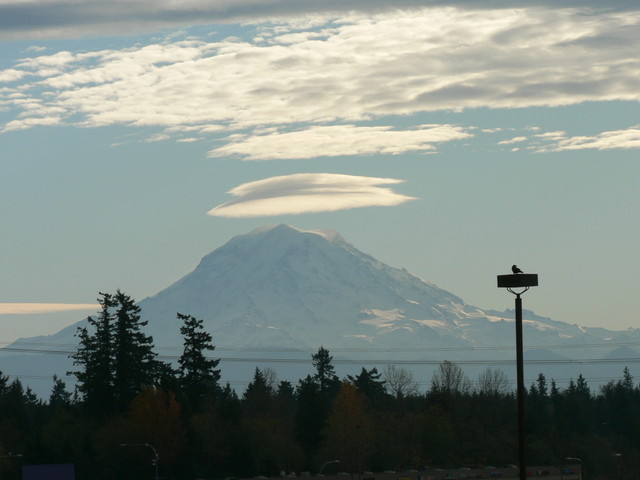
[10,223,640,353]
[3,224,639,397]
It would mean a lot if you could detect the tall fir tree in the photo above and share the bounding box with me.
[312,346,340,395]
[70,290,162,414]
[177,312,221,406]
[70,292,116,415]
[112,290,159,409]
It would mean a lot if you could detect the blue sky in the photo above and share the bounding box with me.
[1,0,639,344]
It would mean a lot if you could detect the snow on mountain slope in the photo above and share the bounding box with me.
[138,223,472,350]
[14,224,639,354]
[5,224,640,398]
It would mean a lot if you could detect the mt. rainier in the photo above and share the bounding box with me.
[5,224,640,395]
[138,223,485,350]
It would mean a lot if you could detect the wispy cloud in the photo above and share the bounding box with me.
[2,7,639,147]
[534,126,640,152]
[208,124,472,160]
[208,173,416,217]
[0,303,97,315]
[497,136,527,145]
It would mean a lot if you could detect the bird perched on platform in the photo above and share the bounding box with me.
[512,265,523,274]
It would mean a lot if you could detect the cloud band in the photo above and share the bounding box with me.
[0,303,98,315]
[208,173,416,217]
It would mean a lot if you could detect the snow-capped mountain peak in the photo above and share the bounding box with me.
[7,224,640,397]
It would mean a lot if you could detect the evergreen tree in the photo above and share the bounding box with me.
[348,367,387,405]
[576,374,590,397]
[276,380,295,400]
[177,312,221,406]
[550,378,560,398]
[241,368,300,476]
[306,346,341,452]
[295,375,324,453]
[243,367,274,415]
[49,375,72,409]
[312,346,340,395]
[621,366,634,390]
[70,290,162,414]
[112,290,159,409]
[275,380,297,424]
[221,382,239,403]
[70,292,116,415]
[537,372,548,397]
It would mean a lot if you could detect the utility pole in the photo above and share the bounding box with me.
[498,269,539,480]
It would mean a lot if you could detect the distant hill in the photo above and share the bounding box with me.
[3,224,639,397]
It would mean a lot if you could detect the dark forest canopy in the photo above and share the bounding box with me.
[1,291,639,480]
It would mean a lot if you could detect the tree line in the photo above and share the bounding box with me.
[0,290,639,480]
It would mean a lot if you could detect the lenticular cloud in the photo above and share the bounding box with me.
[207,173,416,217]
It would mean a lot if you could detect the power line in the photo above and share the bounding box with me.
[3,339,640,353]
[3,344,640,368]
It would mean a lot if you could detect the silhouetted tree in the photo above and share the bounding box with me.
[312,346,340,395]
[243,367,274,415]
[383,364,419,399]
[70,292,116,415]
[112,290,159,409]
[189,383,244,478]
[49,374,72,409]
[477,368,510,396]
[550,378,560,398]
[537,372,548,397]
[430,360,470,397]
[70,290,162,414]
[348,367,387,405]
[242,368,302,475]
[177,312,221,407]
[295,375,324,454]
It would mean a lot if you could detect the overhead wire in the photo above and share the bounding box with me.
[3,338,640,353]
[3,346,640,366]
[2,339,639,388]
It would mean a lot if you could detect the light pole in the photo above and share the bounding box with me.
[121,443,159,480]
[497,268,538,480]
[319,460,340,476]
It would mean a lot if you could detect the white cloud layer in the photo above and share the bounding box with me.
[0,303,97,314]
[2,7,639,148]
[208,173,416,217]
[208,124,472,160]
[1,1,636,40]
